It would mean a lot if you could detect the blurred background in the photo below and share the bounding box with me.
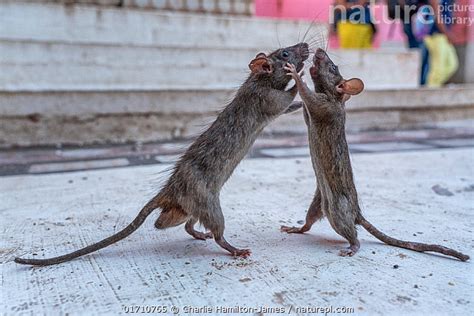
[0,0,473,174]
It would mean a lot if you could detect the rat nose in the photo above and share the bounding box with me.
[315,48,326,60]
[299,42,309,59]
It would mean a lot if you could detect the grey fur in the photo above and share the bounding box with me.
[281,48,470,261]
[15,42,310,266]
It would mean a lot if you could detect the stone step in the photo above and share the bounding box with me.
[0,39,419,90]
[0,40,258,90]
[0,2,313,49]
[1,86,472,147]
[17,0,255,16]
[0,2,419,90]
[2,86,473,116]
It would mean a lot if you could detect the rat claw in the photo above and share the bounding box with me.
[285,63,296,71]
[281,225,305,234]
[231,248,251,258]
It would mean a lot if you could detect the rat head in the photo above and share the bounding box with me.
[310,48,364,102]
[248,42,309,90]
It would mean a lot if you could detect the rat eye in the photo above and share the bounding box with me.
[331,64,338,72]
[281,51,289,58]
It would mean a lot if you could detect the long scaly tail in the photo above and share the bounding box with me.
[358,215,469,262]
[15,199,158,266]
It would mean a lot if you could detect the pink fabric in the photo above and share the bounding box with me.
[255,0,473,47]
[450,0,469,44]
[469,0,474,42]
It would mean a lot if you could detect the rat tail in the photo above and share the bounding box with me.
[357,215,470,262]
[14,199,159,266]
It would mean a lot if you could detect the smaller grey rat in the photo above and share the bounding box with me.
[282,48,469,262]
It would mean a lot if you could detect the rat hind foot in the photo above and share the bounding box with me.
[338,243,360,257]
[215,236,251,258]
[281,191,322,234]
[280,225,309,234]
[231,248,252,258]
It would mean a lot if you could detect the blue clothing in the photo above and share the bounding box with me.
[420,44,430,85]
[402,0,453,85]
[431,0,454,34]
[400,0,428,48]
[403,20,421,48]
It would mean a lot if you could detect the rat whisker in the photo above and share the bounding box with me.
[308,37,324,46]
[325,28,330,51]
[301,8,324,43]
[308,38,325,47]
[307,36,324,47]
[305,28,326,45]
[308,31,327,46]
[275,23,282,48]
[297,23,302,43]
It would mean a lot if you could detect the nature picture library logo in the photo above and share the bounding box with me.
[329,0,474,26]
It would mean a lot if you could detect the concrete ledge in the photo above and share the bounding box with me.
[1,86,473,147]
[1,86,472,116]
[0,89,233,116]
[350,85,474,110]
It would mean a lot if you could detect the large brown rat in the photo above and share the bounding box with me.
[282,48,469,262]
[15,42,310,266]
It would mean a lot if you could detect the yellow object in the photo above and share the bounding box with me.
[337,22,373,49]
[424,34,459,87]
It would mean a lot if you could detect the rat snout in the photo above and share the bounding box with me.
[310,49,326,77]
[314,48,327,61]
[299,42,310,60]
[294,42,309,72]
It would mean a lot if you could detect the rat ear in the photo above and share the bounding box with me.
[249,53,273,75]
[336,78,364,95]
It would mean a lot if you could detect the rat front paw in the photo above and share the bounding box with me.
[284,63,298,79]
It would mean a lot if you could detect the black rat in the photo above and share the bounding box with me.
[15,42,310,266]
[282,48,469,262]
